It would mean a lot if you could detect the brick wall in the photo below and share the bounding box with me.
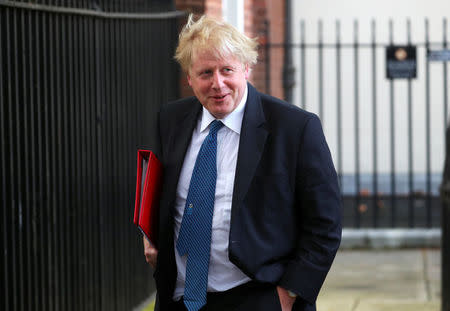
[175,0,205,15]
[266,0,285,100]
[244,0,267,93]
[205,0,222,18]
[243,0,284,99]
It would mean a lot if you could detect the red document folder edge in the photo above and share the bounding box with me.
[134,150,162,248]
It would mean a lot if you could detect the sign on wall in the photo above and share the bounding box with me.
[428,49,450,62]
[386,45,417,79]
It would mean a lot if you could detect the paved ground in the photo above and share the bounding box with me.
[317,249,441,311]
[136,249,442,311]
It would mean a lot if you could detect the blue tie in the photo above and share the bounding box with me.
[176,120,224,311]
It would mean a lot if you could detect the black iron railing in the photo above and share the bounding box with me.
[265,18,448,228]
[0,1,183,310]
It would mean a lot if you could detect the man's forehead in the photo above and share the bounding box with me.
[192,48,239,64]
[191,54,244,74]
[192,49,224,62]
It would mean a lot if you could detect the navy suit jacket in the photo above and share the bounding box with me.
[152,84,342,311]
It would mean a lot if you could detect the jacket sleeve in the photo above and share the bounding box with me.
[278,114,342,305]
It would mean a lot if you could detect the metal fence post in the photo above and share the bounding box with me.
[441,125,450,311]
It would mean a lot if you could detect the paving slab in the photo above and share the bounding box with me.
[319,250,425,300]
[355,300,440,311]
[426,249,442,301]
[316,297,356,311]
[317,249,441,311]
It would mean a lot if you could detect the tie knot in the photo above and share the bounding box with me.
[209,120,224,135]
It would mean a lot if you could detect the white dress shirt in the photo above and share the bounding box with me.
[172,86,251,300]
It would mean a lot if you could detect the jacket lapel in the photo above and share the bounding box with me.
[165,99,202,209]
[169,103,201,166]
[232,84,268,210]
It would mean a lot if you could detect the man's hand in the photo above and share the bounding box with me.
[143,235,158,268]
[276,286,296,311]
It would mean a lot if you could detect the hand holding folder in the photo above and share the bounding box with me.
[134,150,162,248]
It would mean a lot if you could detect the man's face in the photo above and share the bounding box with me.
[187,50,249,119]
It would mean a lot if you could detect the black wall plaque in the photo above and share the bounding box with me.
[428,49,450,62]
[386,45,417,79]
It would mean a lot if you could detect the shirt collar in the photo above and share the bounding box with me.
[200,84,248,134]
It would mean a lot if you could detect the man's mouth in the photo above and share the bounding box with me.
[212,94,228,100]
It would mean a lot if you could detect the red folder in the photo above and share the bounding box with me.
[134,149,162,247]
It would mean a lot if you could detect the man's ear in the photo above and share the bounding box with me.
[244,65,250,80]
[187,74,192,86]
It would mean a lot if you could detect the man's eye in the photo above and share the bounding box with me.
[223,68,233,73]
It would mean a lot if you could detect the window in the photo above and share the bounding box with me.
[222,0,244,33]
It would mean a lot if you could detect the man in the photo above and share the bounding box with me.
[143,14,341,311]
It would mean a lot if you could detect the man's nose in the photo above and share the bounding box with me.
[211,71,224,89]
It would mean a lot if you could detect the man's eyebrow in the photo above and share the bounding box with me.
[195,66,209,71]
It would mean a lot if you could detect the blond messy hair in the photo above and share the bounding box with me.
[174,14,259,73]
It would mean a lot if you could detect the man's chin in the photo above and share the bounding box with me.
[206,102,234,119]
[209,108,231,119]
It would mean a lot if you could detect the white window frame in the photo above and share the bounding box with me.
[222,0,244,33]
